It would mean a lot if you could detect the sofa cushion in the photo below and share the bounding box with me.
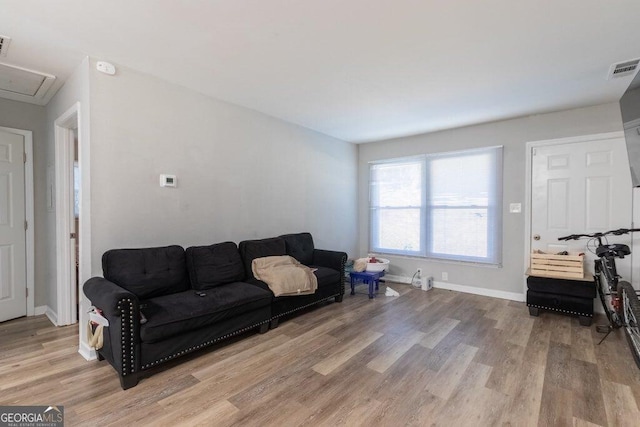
[238,237,287,280]
[186,242,245,289]
[139,282,272,343]
[309,265,341,287]
[102,245,189,299]
[280,232,315,265]
[247,265,339,296]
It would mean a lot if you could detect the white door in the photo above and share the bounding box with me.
[531,135,633,278]
[0,130,27,322]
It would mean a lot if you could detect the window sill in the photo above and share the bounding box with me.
[369,251,502,269]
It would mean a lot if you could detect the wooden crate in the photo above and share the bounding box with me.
[530,253,584,279]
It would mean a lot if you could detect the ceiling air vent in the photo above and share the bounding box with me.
[607,58,640,80]
[0,35,11,57]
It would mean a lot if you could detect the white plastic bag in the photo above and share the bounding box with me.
[385,286,399,297]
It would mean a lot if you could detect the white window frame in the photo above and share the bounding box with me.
[369,156,427,257]
[369,146,503,265]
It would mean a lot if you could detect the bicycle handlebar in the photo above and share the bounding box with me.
[558,228,640,241]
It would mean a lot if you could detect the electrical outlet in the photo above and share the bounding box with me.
[417,268,422,277]
[442,272,448,281]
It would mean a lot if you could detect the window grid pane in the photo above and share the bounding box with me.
[370,158,425,255]
[430,207,488,258]
[371,161,423,207]
[372,207,423,253]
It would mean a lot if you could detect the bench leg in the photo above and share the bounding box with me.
[120,373,139,390]
[269,318,280,329]
[258,323,269,334]
[335,294,344,303]
[528,306,539,317]
[578,316,592,327]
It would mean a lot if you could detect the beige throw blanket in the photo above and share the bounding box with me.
[252,256,318,297]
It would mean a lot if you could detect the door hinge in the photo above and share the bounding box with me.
[70,232,77,239]
[23,152,27,163]
[24,220,28,230]
[26,288,29,297]
[532,148,537,156]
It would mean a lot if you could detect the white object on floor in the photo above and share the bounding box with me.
[385,286,400,297]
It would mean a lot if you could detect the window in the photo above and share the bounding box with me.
[369,146,502,265]
[370,158,425,256]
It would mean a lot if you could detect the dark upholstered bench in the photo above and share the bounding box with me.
[526,275,596,326]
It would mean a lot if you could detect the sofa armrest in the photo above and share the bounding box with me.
[312,249,347,273]
[84,277,139,317]
[313,249,347,298]
[83,277,141,387]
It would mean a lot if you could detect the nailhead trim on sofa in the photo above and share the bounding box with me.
[117,298,136,377]
[526,303,593,317]
[272,294,339,319]
[141,320,269,369]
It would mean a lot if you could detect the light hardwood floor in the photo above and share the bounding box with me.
[1,284,640,426]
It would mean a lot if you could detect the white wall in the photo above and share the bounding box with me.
[0,98,46,306]
[358,102,625,298]
[88,60,358,275]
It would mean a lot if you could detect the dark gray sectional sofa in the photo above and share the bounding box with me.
[83,232,347,389]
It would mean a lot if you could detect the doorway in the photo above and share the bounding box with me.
[0,127,35,322]
[55,103,81,326]
[525,131,633,291]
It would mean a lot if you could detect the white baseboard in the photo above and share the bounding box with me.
[35,305,60,326]
[34,305,48,316]
[382,274,412,284]
[79,341,96,361]
[433,281,525,302]
[383,275,525,302]
[45,306,58,326]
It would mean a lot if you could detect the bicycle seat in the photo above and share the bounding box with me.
[596,243,631,258]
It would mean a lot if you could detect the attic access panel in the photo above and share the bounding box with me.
[0,62,55,98]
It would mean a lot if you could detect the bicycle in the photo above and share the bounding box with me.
[558,228,640,368]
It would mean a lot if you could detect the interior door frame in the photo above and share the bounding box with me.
[524,131,625,294]
[54,103,80,326]
[0,126,34,317]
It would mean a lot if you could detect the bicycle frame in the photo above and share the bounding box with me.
[594,256,622,328]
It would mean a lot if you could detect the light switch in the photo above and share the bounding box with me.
[509,203,522,213]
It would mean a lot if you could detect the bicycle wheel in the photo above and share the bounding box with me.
[617,281,640,369]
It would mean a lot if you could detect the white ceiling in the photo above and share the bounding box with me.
[1,0,640,143]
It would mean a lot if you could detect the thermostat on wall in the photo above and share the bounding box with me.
[160,174,177,187]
